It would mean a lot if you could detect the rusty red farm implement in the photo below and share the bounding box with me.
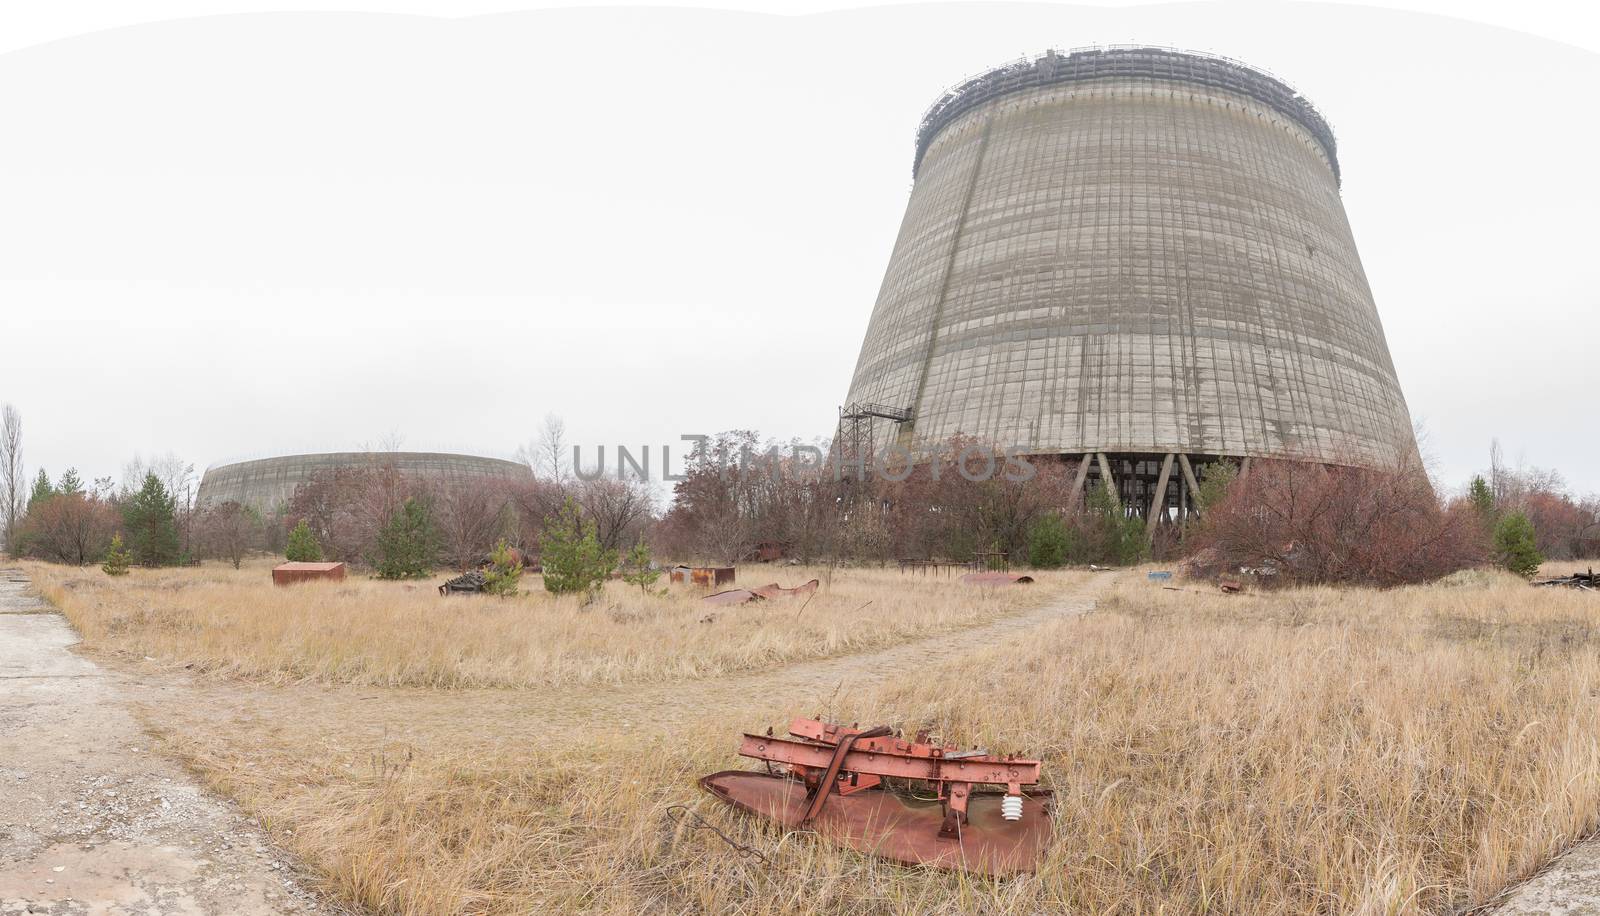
[700,717,1052,875]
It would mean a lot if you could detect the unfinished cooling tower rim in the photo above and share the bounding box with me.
[195,450,532,511]
[202,451,527,475]
[914,46,1339,183]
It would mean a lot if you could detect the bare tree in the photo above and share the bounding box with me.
[1,405,21,556]
[1187,459,1486,587]
[514,414,571,483]
[506,478,569,557]
[14,492,119,565]
[288,464,419,564]
[150,453,196,507]
[195,501,264,569]
[120,454,148,497]
[655,431,764,564]
[435,480,512,570]
[1489,438,1507,507]
[537,414,569,482]
[357,430,406,463]
[575,476,654,553]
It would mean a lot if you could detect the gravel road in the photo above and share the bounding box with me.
[0,567,333,916]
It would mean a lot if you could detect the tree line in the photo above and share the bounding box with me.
[655,431,1599,586]
[3,401,1595,589]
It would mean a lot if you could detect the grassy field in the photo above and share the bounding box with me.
[24,558,1600,914]
[26,560,1072,687]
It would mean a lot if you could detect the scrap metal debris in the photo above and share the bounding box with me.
[751,580,819,600]
[897,558,965,576]
[665,804,771,865]
[670,565,737,589]
[700,717,1052,876]
[439,570,487,595]
[702,580,820,606]
[703,588,761,606]
[1534,568,1596,590]
[960,571,1035,586]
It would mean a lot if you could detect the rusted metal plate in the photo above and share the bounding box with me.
[700,771,1052,876]
[703,579,821,606]
[703,588,760,606]
[271,562,346,586]
[749,579,819,600]
[959,572,1034,586]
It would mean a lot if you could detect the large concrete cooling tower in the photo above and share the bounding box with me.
[841,47,1416,518]
[197,452,532,513]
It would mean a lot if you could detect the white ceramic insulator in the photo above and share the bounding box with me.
[1001,794,1024,821]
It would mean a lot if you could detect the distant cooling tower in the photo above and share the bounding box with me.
[841,47,1416,519]
[197,452,531,513]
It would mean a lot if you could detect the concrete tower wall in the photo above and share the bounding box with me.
[844,47,1416,473]
[196,452,532,513]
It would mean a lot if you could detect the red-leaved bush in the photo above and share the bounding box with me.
[1185,459,1487,587]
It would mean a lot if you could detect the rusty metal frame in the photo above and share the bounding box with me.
[703,717,1052,874]
[738,733,1041,787]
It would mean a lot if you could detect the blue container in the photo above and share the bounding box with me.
[1147,571,1173,582]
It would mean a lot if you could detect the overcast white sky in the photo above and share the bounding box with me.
[1,0,1596,493]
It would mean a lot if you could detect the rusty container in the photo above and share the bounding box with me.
[271,561,347,586]
[691,566,735,589]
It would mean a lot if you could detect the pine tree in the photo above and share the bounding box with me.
[285,520,323,562]
[27,468,54,512]
[101,532,131,576]
[1468,475,1496,524]
[57,468,84,497]
[1085,485,1148,565]
[481,539,523,597]
[1195,460,1238,513]
[540,498,617,602]
[121,472,179,567]
[1493,511,1543,579]
[1027,512,1074,568]
[620,538,662,595]
[372,498,437,580]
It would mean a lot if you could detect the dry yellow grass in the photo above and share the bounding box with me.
[1539,557,1599,579]
[26,559,1075,687]
[27,560,1600,914]
[853,573,1600,913]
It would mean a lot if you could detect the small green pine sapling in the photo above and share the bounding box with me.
[102,533,131,576]
[482,539,523,597]
[620,538,663,595]
[285,519,323,562]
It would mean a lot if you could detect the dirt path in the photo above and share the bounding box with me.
[564,571,1114,727]
[0,568,335,916]
[131,573,1116,747]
